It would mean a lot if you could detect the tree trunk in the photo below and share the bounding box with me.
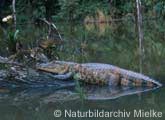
[136,0,144,73]
[12,0,16,30]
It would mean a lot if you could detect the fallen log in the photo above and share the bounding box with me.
[0,56,23,67]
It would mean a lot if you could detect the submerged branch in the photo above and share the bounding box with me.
[0,56,23,67]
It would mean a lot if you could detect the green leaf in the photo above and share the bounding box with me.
[14,30,19,40]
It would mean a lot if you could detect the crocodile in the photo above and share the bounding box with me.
[36,61,162,88]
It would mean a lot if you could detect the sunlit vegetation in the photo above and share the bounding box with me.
[0,0,164,77]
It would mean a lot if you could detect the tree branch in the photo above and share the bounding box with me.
[12,0,17,30]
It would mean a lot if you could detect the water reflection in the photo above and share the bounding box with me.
[0,83,162,104]
[0,85,164,120]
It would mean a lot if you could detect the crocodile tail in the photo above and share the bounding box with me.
[116,67,162,87]
[121,77,162,87]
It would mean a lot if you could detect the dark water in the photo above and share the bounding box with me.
[0,19,164,120]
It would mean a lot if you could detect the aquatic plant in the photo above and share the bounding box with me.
[74,74,85,100]
[6,29,20,54]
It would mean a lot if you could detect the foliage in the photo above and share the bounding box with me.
[6,29,20,54]
[0,1,164,76]
[57,0,80,21]
[0,0,165,22]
